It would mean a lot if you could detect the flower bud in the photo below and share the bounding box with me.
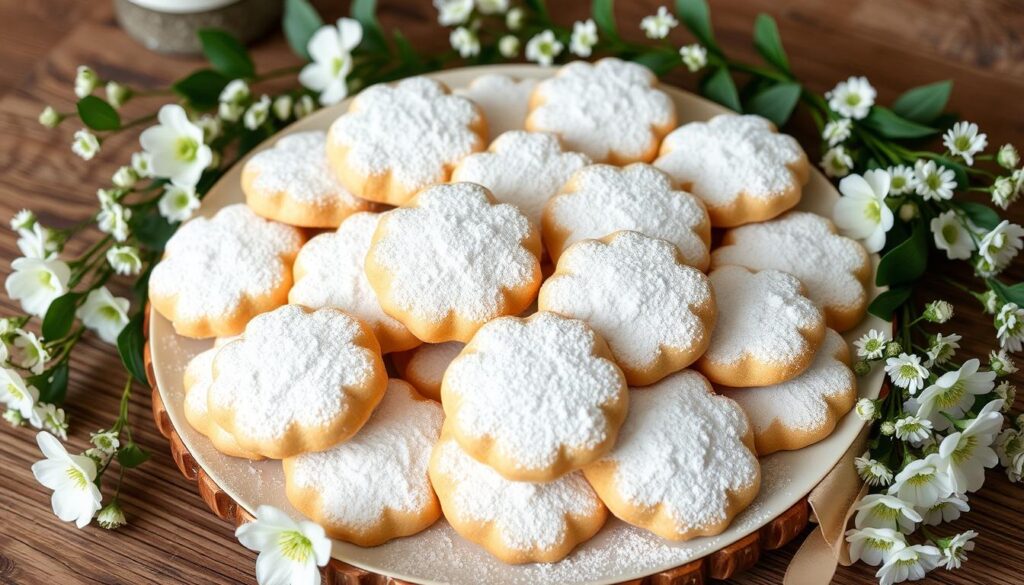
[855,398,876,421]
[499,35,520,58]
[898,201,918,222]
[880,421,896,436]
[853,360,871,377]
[273,95,293,121]
[105,81,131,108]
[74,66,99,98]
[884,341,903,358]
[506,7,524,30]
[111,166,138,189]
[38,106,62,128]
[923,300,954,324]
[96,500,127,530]
[997,143,1020,170]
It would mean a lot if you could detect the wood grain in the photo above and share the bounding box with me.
[0,1,1021,584]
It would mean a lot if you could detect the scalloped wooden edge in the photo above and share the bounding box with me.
[144,331,810,584]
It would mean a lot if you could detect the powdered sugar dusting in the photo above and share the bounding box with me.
[406,342,465,390]
[452,131,590,227]
[529,58,675,162]
[246,131,369,208]
[454,74,537,138]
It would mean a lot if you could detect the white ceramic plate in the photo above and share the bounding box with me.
[149,64,886,585]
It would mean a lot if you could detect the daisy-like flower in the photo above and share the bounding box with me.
[940,530,978,571]
[106,245,142,276]
[299,18,362,106]
[434,0,473,26]
[995,302,1024,352]
[942,121,987,166]
[994,381,1016,412]
[855,330,888,360]
[679,44,707,72]
[97,202,131,242]
[997,143,1020,169]
[978,220,1024,276]
[887,165,916,195]
[139,105,213,188]
[505,7,524,30]
[36,403,69,440]
[569,19,598,58]
[846,527,907,567]
[821,145,854,178]
[71,129,100,161]
[913,159,956,201]
[855,453,894,486]
[525,30,563,67]
[158,184,201,223]
[894,415,933,446]
[887,453,955,508]
[235,505,331,585]
[0,367,42,428]
[12,329,49,375]
[498,35,520,58]
[476,0,508,14]
[38,106,61,129]
[131,152,153,178]
[833,169,893,252]
[875,544,941,585]
[939,399,1003,493]
[929,210,975,261]
[822,118,853,147]
[450,26,480,58]
[244,95,272,130]
[4,257,70,317]
[990,349,1017,376]
[855,398,878,421]
[75,287,130,345]
[910,359,995,431]
[74,66,99,98]
[925,332,961,367]
[919,493,969,526]
[923,300,953,324]
[31,432,101,528]
[991,176,1018,210]
[641,6,678,39]
[826,76,876,119]
[884,352,929,395]
[219,79,250,104]
[853,494,922,533]
[96,499,126,530]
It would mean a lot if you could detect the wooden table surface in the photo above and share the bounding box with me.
[1,1,1022,583]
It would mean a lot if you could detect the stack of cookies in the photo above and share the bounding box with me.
[151,58,870,564]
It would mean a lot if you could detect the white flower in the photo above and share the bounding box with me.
[30,432,101,528]
[855,398,878,421]
[990,349,1018,376]
[4,257,70,317]
[139,104,213,188]
[131,152,153,178]
[71,129,100,160]
[943,121,987,166]
[855,329,888,360]
[434,0,473,26]
[244,95,272,130]
[106,245,142,276]
[272,95,293,121]
[913,159,956,201]
[919,493,969,526]
[894,415,933,446]
[195,114,222,143]
[910,359,995,431]
[855,453,893,486]
[853,494,922,533]
[450,27,480,58]
[235,505,331,585]
[476,0,508,14]
[846,527,907,567]
[525,30,563,67]
[887,165,916,195]
[505,7,524,30]
[3,409,24,427]
[36,403,68,440]
[939,399,1003,493]
[0,368,41,427]
[90,430,120,455]
[12,329,50,375]
[924,332,961,367]
[978,220,1024,276]
[640,6,678,39]
[981,290,1001,315]
[833,169,893,252]
[111,165,138,189]
[884,352,928,395]
[995,302,1024,352]
[991,176,1018,210]
[821,145,854,178]
[929,210,975,260]
[219,79,250,104]
[994,380,1016,412]
[996,143,1020,169]
[887,453,955,508]
[158,184,201,223]
[822,119,852,147]
[498,35,520,58]
[11,209,35,232]
[219,102,245,123]
[74,66,99,98]
[17,223,60,260]
[923,300,953,323]
[105,81,130,108]
[38,106,61,128]
[96,500,126,530]
[995,428,1024,482]
[679,44,707,72]
[299,18,362,106]
[940,530,977,570]
[875,544,941,585]
[76,287,130,345]
[826,76,876,119]
[569,19,598,57]
[97,203,131,242]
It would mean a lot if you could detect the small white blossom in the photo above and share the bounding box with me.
[887,453,955,508]
[96,188,120,208]
[925,332,961,367]
[131,152,153,178]
[38,106,61,128]
[505,7,524,30]
[0,368,42,428]
[3,409,25,427]
[942,121,987,166]
[923,300,954,323]
[822,118,852,147]
[96,500,126,530]
[139,104,213,188]
[71,129,100,160]
[855,453,893,486]
[105,82,131,108]
[854,494,922,534]
[833,169,893,252]
[434,0,473,26]
[97,203,131,242]
[498,35,520,58]
[880,421,897,436]
[989,349,1017,376]
[909,359,995,431]
[17,223,60,260]
[996,143,1020,170]
[76,287,130,345]
[875,544,941,585]
[111,166,138,189]
[525,30,563,67]
[218,101,245,123]
[846,527,907,567]
[894,415,933,446]
[450,27,481,58]
[12,329,49,375]
[826,76,876,120]
[11,209,35,232]
[995,302,1024,352]
[476,0,508,14]
[887,165,916,195]
[978,220,1024,276]
[885,353,929,395]
[243,95,271,130]
[929,210,975,260]
[821,145,854,178]
[299,18,362,106]
[855,329,888,360]
[913,159,956,201]
[90,430,120,455]
[31,432,102,528]
[158,184,201,223]
[195,114,222,143]
[4,257,70,317]
[74,66,99,98]
[219,79,250,104]
[855,398,878,421]
[569,19,598,57]
[293,95,316,119]
[235,505,331,585]
[640,6,678,39]
[36,403,68,440]
[940,530,977,571]
[679,44,707,72]
[919,494,969,526]
[272,95,293,121]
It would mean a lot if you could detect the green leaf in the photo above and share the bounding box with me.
[198,29,255,79]
[283,0,323,60]
[592,0,618,40]
[862,106,938,139]
[701,67,741,112]
[744,82,801,126]
[988,278,1024,306]
[117,442,151,468]
[868,286,912,320]
[524,0,551,22]
[76,96,121,131]
[42,292,83,341]
[675,0,719,53]
[351,0,388,53]
[393,30,421,68]
[752,14,790,75]
[172,69,230,110]
[891,80,952,124]
[958,201,1000,231]
[876,221,928,287]
[129,210,177,252]
[631,52,679,76]
[29,361,70,406]
[117,312,147,384]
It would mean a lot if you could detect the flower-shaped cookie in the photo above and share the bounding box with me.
[241,131,372,228]
[527,58,676,164]
[696,266,826,387]
[711,211,871,331]
[365,182,542,343]
[717,329,857,455]
[452,131,590,228]
[429,429,607,564]
[540,231,716,386]
[208,305,387,459]
[149,204,305,338]
[283,380,443,546]
[441,312,628,481]
[327,76,487,205]
[393,341,464,402]
[654,114,810,227]
[454,74,537,138]
[289,212,420,353]
[583,369,760,541]
[542,163,710,267]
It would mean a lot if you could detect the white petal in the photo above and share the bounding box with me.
[36,431,69,461]
[236,522,280,552]
[318,80,348,106]
[159,104,191,133]
[31,459,70,489]
[299,63,330,92]
[839,174,875,200]
[833,198,873,238]
[255,548,294,585]
[863,169,891,198]
[337,18,363,52]
[139,126,178,153]
[307,26,341,64]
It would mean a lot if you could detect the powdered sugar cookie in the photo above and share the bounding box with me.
[282,380,443,546]
[542,163,710,267]
[527,58,676,164]
[583,369,760,541]
[442,312,628,482]
[717,329,857,455]
[289,212,420,354]
[241,131,372,228]
[393,342,464,402]
[327,77,487,205]
[451,131,590,228]
[711,211,871,332]
[429,430,607,564]
[696,266,825,387]
[654,114,810,227]
[365,182,542,343]
[454,74,537,138]
[539,231,716,386]
[208,305,387,459]
[149,204,304,339]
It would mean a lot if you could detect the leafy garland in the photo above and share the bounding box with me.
[5,0,1022,581]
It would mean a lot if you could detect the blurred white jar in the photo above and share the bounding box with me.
[115,0,282,54]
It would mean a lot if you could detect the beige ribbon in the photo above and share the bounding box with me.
[783,427,869,585]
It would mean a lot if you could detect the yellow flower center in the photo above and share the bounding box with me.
[864,199,881,223]
[176,137,199,162]
[65,466,88,490]
[278,530,313,563]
